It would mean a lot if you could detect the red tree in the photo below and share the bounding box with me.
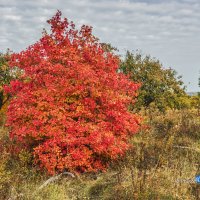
[5,11,140,174]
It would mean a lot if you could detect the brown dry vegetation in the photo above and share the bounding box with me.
[0,104,200,199]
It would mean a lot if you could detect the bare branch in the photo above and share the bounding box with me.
[37,172,75,191]
[173,145,200,153]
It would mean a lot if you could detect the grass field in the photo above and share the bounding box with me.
[0,108,200,199]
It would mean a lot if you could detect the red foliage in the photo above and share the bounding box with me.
[5,11,141,174]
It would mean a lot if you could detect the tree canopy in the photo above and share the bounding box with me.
[0,52,11,109]
[120,51,186,112]
[4,11,141,174]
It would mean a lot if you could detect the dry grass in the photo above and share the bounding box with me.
[0,109,199,199]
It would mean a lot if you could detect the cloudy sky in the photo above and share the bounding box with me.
[0,0,200,92]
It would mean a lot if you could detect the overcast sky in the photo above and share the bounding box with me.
[0,0,200,92]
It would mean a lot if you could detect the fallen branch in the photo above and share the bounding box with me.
[37,172,75,191]
[173,145,200,153]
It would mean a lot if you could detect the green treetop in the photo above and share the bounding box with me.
[120,51,186,112]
